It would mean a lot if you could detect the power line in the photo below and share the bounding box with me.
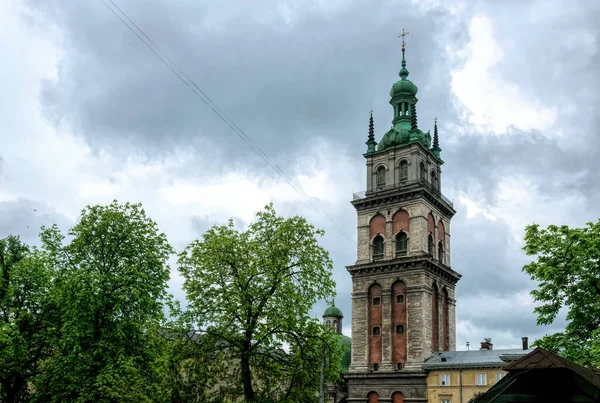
[100,0,355,244]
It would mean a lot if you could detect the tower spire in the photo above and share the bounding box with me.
[431,117,442,160]
[433,118,439,149]
[398,29,410,79]
[365,110,377,153]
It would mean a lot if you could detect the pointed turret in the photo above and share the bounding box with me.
[431,118,443,161]
[365,110,377,153]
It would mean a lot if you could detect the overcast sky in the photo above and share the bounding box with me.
[2,0,599,350]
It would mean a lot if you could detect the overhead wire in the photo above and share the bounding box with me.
[99,0,355,244]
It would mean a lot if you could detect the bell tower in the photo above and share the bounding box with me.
[345,33,461,402]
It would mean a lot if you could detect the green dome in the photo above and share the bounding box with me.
[323,305,343,318]
[337,334,352,373]
[377,123,430,151]
[390,78,418,97]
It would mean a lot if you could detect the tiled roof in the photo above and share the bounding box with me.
[423,348,534,369]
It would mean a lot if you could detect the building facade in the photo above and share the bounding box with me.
[344,40,461,403]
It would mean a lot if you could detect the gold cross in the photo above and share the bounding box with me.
[398,28,409,51]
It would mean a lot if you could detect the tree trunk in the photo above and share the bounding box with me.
[241,343,254,402]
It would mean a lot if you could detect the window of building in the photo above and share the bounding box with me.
[333,320,338,331]
[476,373,487,386]
[441,400,451,403]
[372,326,380,336]
[399,161,408,181]
[420,162,427,181]
[372,297,381,306]
[377,166,386,187]
[396,362,403,370]
[396,232,407,257]
[438,241,444,264]
[373,235,384,260]
[440,374,450,386]
[495,373,505,382]
[395,324,405,334]
[373,363,379,371]
[396,294,405,304]
[431,170,438,190]
[428,234,435,256]
[326,320,331,328]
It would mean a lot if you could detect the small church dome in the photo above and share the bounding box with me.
[323,305,344,318]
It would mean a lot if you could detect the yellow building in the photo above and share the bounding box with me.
[424,339,532,403]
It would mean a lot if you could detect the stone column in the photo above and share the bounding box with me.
[380,289,394,371]
[448,297,457,351]
[350,292,369,372]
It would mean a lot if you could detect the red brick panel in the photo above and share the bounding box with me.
[392,281,407,368]
[437,220,445,246]
[370,214,386,239]
[428,213,435,235]
[368,392,380,403]
[392,210,410,234]
[369,284,383,367]
[392,392,405,403]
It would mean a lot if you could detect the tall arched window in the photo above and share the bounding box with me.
[396,232,407,257]
[438,241,444,264]
[326,320,331,328]
[399,161,408,181]
[420,162,427,181]
[377,166,386,187]
[373,235,384,260]
[428,234,434,256]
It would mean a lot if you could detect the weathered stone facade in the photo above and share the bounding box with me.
[345,107,460,403]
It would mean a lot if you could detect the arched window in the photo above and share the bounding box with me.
[326,320,331,328]
[438,242,444,264]
[373,235,384,260]
[396,232,407,257]
[333,320,338,331]
[431,171,438,190]
[420,162,427,181]
[399,161,408,181]
[428,234,434,256]
[377,166,386,187]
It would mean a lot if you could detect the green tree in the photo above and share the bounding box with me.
[0,236,55,403]
[178,204,339,402]
[523,221,600,367]
[32,201,174,402]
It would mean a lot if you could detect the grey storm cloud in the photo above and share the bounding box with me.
[9,0,600,349]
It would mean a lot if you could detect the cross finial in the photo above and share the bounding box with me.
[398,28,409,51]
[434,117,438,124]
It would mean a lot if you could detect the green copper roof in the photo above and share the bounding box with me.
[323,305,343,318]
[337,334,352,373]
[389,50,418,98]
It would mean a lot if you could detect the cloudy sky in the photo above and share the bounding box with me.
[2,0,598,350]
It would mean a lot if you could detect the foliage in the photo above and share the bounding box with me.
[178,204,339,402]
[0,236,55,403]
[523,221,600,367]
[32,201,174,402]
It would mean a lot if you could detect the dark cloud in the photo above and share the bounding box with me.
[32,0,467,167]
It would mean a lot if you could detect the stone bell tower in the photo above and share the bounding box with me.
[345,33,461,403]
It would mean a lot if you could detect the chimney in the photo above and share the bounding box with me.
[522,337,529,350]
[480,338,493,350]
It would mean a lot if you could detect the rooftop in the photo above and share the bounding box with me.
[424,348,534,369]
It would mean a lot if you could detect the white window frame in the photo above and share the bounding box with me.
[476,373,487,386]
[495,372,505,382]
[440,374,450,386]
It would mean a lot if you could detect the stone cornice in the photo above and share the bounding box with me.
[346,254,461,285]
[352,185,455,217]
